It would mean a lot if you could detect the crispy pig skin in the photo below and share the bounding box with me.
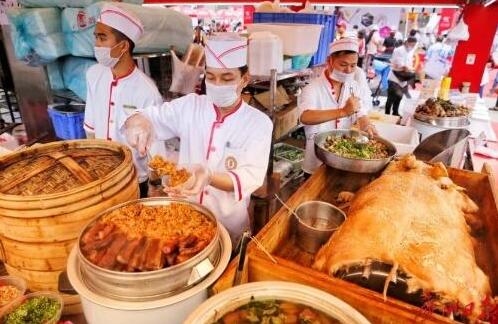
[81,229,118,253]
[162,238,179,255]
[81,222,106,245]
[145,239,164,270]
[313,155,490,319]
[128,237,148,271]
[97,223,116,240]
[117,237,144,265]
[97,233,128,269]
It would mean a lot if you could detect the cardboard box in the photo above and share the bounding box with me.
[274,103,299,140]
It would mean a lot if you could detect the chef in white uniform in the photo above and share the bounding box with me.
[298,38,375,175]
[83,4,164,198]
[123,34,273,244]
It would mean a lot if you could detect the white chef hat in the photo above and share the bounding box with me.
[99,4,144,44]
[205,33,247,69]
[329,37,359,55]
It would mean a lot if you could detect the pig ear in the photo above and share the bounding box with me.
[460,192,479,214]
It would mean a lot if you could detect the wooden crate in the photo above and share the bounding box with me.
[213,164,498,324]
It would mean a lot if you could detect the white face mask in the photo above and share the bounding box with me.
[94,43,123,68]
[205,81,240,108]
[330,69,354,83]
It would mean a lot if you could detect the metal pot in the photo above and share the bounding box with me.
[314,130,397,173]
[414,113,470,128]
[77,198,220,301]
[67,225,232,324]
[294,201,346,253]
[184,281,371,324]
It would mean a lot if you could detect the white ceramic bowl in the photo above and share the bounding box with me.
[184,281,371,324]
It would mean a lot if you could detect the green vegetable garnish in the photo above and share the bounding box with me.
[324,136,389,160]
[5,296,60,324]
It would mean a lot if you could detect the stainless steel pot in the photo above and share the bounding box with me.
[314,130,397,173]
[67,225,232,324]
[414,113,470,128]
[77,198,220,302]
[294,201,346,253]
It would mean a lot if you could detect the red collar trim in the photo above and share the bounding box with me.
[213,99,243,123]
[111,65,136,86]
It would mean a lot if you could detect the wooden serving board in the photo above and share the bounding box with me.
[213,164,498,324]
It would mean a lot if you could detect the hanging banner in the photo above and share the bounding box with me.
[437,8,458,35]
[341,7,402,32]
[243,5,254,25]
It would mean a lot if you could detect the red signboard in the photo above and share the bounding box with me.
[437,8,458,34]
[243,5,255,25]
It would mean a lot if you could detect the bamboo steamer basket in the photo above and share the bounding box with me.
[0,140,139,313]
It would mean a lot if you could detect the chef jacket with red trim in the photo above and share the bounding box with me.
[132,94,273,243]
[298,68,371,174]
[84,63,165,182]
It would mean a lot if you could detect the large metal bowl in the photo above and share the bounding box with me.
[314,130,397,173]
[414,113,470,128]
[77,198,221,302]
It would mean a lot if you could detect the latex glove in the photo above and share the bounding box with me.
[342,96,361,117]
[362,123,378,137]
[163,164,212,197]
[124,113,154,157]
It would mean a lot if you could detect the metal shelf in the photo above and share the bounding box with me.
[250,66,322,84]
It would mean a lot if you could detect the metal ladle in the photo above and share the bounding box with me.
[348,87,369,145]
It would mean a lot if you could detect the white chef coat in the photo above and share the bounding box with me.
[298,70,371,174]
[83,63,164,182]
[135,94,273,243]
[424,42,454,80]
[388,45,415,88]
[366,31,382,55]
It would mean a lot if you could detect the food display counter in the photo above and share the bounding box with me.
[213,159,498,324]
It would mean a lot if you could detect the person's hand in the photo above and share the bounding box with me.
[342,96,360,117]
[361,123,378,137]
[164,165,212,197]
[124,113,154,157]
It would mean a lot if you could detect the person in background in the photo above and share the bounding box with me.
[365,24,383,70]
[298,38,376,176]
[335,21,348,41]
[409,29,420,42]
[123,34,273,245]
[385,37,417,116]
[392,26,403,42]
[383,31,397,54]
[424,35,454,80]
[193,25,205,46]
[357,30,366,68]
[83,4,164,198]
[480,58,492,98]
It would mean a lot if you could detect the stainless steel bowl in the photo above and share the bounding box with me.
[294,201,346,253]
[414,113,470,128]
[77,198,220,302]
[314,130,397,174]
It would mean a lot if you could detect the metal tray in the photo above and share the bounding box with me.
[414,113,470,128]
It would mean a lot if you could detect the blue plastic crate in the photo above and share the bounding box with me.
[48,104,86,140]
[253,12,336,66]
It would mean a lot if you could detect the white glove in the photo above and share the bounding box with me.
[124,113,154,157]
[181,164,212,197]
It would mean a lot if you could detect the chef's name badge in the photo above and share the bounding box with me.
[123,104,138,115]
[225,156,237,171]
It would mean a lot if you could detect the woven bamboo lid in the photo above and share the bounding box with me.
[0,140,131,196]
